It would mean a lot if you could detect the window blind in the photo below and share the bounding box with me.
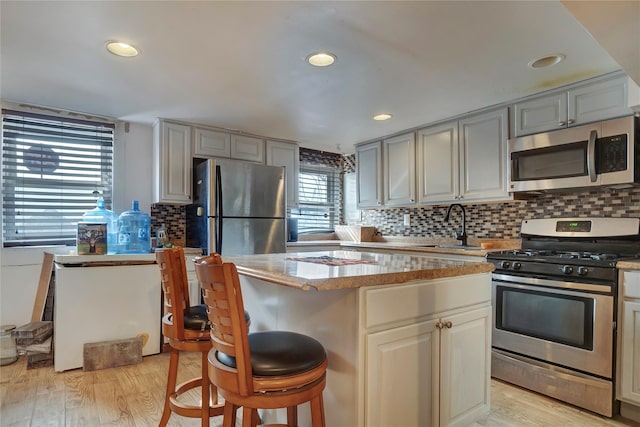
[293,165,341,233]
[2,110,114,247]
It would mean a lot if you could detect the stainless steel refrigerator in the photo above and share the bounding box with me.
[186,158,286,255]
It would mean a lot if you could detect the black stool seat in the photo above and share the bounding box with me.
[216,330,326,377]
[182,305,251,331]
[182,304,210,331]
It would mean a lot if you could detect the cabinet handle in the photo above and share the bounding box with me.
[435,321,443,329]
[377,201,382,205]
[567,119,575,125]
[559,121,566,126]
[444,321,453,329]
[410,198,415,203]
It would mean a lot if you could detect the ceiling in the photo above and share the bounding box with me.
[1,1,637,154]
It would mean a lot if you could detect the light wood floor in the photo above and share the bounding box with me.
[1,351,639,427]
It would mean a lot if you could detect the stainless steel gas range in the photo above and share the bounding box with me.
[487,217,640,417]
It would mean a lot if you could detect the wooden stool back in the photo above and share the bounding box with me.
[195,256,253,395]
[156,248,224,427]
[195,255,327,427]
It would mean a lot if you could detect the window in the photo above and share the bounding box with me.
[2,110,114,247]
[292,165,341,233]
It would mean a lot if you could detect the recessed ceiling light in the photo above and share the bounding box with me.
[106,41,139,57]
[528,54,565,69]
[307,52,336,67]
[373,113,393,121]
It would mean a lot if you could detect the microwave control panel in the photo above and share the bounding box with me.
[596,134,627,173]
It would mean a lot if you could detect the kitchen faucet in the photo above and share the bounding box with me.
[444,203,468,246]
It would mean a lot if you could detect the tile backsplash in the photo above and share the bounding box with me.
[151,148,640,243]
[151,204,186,246]
[358,187,640,239]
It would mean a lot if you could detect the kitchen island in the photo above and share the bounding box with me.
[224,250,494,427]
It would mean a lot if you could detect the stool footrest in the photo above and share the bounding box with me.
[169,377,225,418]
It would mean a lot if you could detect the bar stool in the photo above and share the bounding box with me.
[195,255,328,427]
[156,247,224,427]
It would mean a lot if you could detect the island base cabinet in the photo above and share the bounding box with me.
[366,319,439,427]
[365,306,491,427]
[618,270,640,412]
[439,306,492,426]
[619,299,640,403]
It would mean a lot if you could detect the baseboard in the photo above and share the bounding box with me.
[620,402,640,423]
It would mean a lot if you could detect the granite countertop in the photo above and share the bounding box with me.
[54,252,157,265]
[287,239,520,257]
[224,250,494,291]
[617,259,640,270]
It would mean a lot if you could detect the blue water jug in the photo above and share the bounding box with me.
[82,197,119,254]
[117,200,151,254]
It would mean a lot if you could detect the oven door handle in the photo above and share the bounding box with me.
[492,273,612,294]
[587,129,597,182]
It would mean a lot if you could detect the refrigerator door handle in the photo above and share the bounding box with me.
[215,165,223,254]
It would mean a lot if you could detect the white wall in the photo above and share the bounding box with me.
[0,121,154,327]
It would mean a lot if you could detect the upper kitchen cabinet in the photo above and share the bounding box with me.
[230,134,265,163]
[153,120,192,204]
[356,141,383,208]
[266,140,299,208]
[193,127,264,163]
[383,133,416,207]
[459,108,509,202]
[417,121,459,204]
[193,127,231,158]
[418,108,510,204]
[513,73,634,137]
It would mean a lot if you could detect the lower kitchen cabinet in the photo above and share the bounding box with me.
[618,270,640,406]
[365,306,491,427]
[238,269,492,427]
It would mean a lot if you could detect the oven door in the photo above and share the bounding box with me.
[492,274,614,378]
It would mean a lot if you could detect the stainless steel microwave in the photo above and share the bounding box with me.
[508,115,639,192]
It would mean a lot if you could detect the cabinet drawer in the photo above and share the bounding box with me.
[363,273,491,330]
[622,270,640,298]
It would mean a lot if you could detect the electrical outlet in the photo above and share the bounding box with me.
[403,214,411,226]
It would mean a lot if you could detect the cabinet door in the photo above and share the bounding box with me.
[513,92,568,136]
[356,141,383,208]
[194,127,230,158]
[383,132,416,207]
[439,306,491,427]
[459,108,510,202]
[569,75,631,126]
[366,319,440,427]
[266,140,299,208]
[417,121,459,205]
[153,121,192,204]
[231,134,264,163]
[619,299,640,404]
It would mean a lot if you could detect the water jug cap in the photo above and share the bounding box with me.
[132,200,139,210]
[97,197,105,209]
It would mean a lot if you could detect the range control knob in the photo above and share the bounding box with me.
[500,261,511,269]
[562,265,574,275]
[577,266,589,276]
[513,262,522,271]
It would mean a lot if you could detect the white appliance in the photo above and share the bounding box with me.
[53,253,161,371]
